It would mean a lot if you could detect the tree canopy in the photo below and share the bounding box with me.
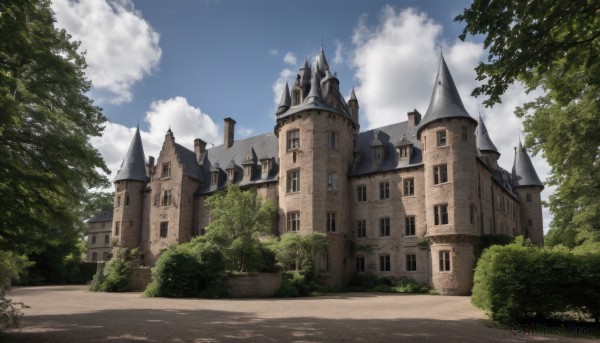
[0,0,108,256]
[456,0,600,249]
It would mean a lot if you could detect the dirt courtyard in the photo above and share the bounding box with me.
[5,285,594,342]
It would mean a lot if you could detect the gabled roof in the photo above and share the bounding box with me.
[418,54,476,137]
[174,143,203,182]
[476,113,499,154]
[512,141,544,188]
[88,210,113,223]
[114,126,148,182]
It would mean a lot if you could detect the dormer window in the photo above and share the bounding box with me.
[292,89,301,106]
[260,158,272,179]
[373,146,384,162]
[227,169,235,184]
[244,165,252,178]
[211,171,219,186]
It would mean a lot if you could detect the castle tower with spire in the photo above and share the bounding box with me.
[109,45,543,295]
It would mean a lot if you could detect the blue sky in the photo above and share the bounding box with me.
[50,0,553,231]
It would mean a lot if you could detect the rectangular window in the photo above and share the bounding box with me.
[125,195,130,206]
[379,254,391,272]
[406,254,417,271]
[326,212,336,233]
[211,171,219,185]
[379,181,390,200]
[379,217,391,237]
[327,131,338,150]
[162,190,172,206]
[436,130,447,147]
[161,163,171,178]
[439,251,451,271]
[286,130,300,151]
[154,194,160,207]
[356,185,367,202]
[91,235,96,245]
[461,127,468,141]
[403,178,414,196]
[287,212,300,232]
[357,220,366,238]
[405,216,416,236]
[434,164,448,184]
[526,193,532,202]
[115,221,120,236]
[356,256,365,273]
[434,205,449,225]
[116,195,121,207]
[398,146,409,159]
[160,221,168,238]
[327,172,337,192]
[292,90,301,106]
[286,169,300,193]
[104,235,109,244]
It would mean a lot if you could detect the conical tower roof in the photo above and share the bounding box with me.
[304,64,322,104]
[114,126,147,182]
[349,87,358,102]
[512,141,543,188]
[418,54,476,137]
[318,45,330,76]
[476,113,499,153]
[276,82,291,116]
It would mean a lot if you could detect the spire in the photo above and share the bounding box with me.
[114,126,147,182]
[318,44,330,76]
[475,112,499,153]
[418,53,476,137]
[302,57,309,69]
[512,141,544,188]
[276,82,291,116]
[349,86,358,102]
[304,63,322,104]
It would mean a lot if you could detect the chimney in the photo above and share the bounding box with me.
[194,138,207,162]
[148,156,155,168]
[224,117,236,148]
[407,109,421,127]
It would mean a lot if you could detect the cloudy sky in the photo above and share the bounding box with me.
[50,0,552,232]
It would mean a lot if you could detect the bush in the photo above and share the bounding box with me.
[274,271,331,297]
[472,237,600,324]
[89,249,130,292]
[346,273,430,294]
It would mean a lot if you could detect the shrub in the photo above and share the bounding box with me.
[89,249,130,292]
[346,274,430,294]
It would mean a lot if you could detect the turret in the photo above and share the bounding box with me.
[113,125,147,253]
[512,141,544,246]
[276,82,291,116]
[475,113,500,169]
[419,53,479,295]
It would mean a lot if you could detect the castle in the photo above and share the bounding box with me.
[111,47,544,295]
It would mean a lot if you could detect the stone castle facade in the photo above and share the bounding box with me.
[111,48,544,295]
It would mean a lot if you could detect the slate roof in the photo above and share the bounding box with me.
[88,210,113,223]
[174,143,203,182]
[196,133,279,194]
[512,141,544,188]
[350,122,423,176]
[418,54,477,138]
[476,113,499,153]
[114,126,148,182]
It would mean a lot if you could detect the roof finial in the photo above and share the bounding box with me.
[321,37,324,50]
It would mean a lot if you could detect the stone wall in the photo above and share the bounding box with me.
[128,267,152,291]
[226,273,282,298]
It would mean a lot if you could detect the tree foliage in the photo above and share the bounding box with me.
[0,0,109,256]
[270,232,328,274]
[204,186,277,272]
[456,1,600,247]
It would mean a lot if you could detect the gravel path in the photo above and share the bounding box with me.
[5,285,595,342]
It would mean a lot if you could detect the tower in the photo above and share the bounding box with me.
[417,54,479,295]
[274,46,359,287]
[113,126,147,253]
[475,113,500,170]
[512,141,544,246]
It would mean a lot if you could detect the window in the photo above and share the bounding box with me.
[357,220,366,238]
[162,190,172,206]
[398,146,409,159]
[286,130,300,151]
[379,181,390,200]
[405,216,416,236]
[91,235,96,245]
[406,254,417,271]
[403,178,414,196]
[115,221,120,236]
[356,185,367,202]
[227,169,235,183]
[287,212,300,232]
[92,252,97,262]
[292,90,301,106]
[356,256,365,272]
[326,212,336,233]
[101,222,105,228]
[439,251,451,271]
[379,255,391,272]
[379,217,390,237]
[211,171,219,185]
[434,205,449,225]
[125,195,130,206]
[373,146,383,160]
[434,164,448,184]
[526,193,532,202]
[286,169,300,193]
[436,130,447,147]
[327,172,337,192]
[160,221,168,238]
[116,195,121,207]
[161,163,171,178]
[154,194,160,207]
[104,235,109,244]
[461,127,468,141]
[327,131,338,150]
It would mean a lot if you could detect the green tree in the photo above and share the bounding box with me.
[204,186,277,272]
[271,232,328,274]
[456,1,600,247]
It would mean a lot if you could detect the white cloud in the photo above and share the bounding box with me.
[351,6,553,232]
[271,68,294,111]
[333,40,344,65]
[269,48,279,56]
[283,52,297,66]
[91,97,221,180]
[52,0,162,104]
[236,125,255,138]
